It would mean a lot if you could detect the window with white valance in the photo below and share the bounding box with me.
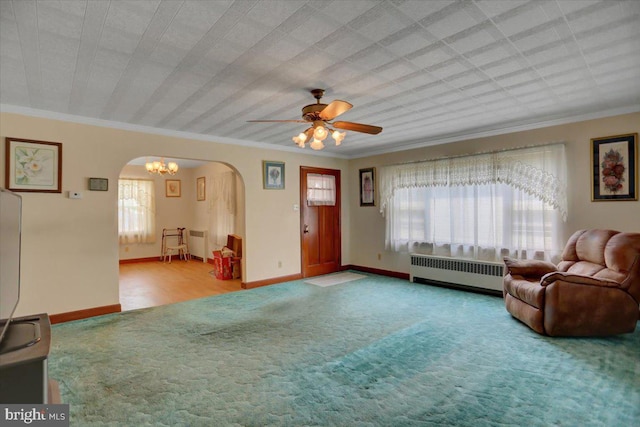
[118,179,156,244]
[379,144,567,262]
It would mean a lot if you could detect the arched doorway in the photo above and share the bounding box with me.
[117,157,246,310]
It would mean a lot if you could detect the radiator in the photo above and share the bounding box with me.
[189,229,208,263]
[410,254,504,294]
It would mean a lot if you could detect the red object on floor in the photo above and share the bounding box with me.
[212,251,233,280]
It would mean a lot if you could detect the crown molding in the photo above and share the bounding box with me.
[347,104,640,159]
[0,104,349,159]
[2,103,637,160]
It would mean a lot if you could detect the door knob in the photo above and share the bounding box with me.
[304,224,309,234]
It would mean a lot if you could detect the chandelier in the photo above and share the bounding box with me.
[292,121,346,151]
[145,158,178,175]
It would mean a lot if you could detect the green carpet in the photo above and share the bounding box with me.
[49,273,640,426]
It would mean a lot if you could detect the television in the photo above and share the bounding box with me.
[0,188,40,354]
[0,188,22,343]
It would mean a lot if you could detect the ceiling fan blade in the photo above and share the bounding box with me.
[319,100,352,121]
[247,120,307,123]
[332,121,382,135]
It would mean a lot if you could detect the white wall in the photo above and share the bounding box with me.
[348,112,640,274]
[0,112,349,316]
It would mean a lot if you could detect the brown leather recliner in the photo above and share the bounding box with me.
[503,229,640,336]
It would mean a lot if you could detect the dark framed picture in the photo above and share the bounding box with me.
[263,161,284,189]
[197,176,206,201]
[166,179,181,197]
[5,137,62,193]
[88,177,108,191]
[359,167,375,206]
[591,133,637,201]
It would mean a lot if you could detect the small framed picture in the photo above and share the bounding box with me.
[591,133,637,201]
[359,167,375,206]
[88,177,108,191]
[5,137,62,193]
[263,161,285,189]
[197,176,205,201]
[166,179,181,197]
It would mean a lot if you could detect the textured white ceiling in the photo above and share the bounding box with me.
[1,0,639,158]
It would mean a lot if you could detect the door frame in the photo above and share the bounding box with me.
[300,166,341,278]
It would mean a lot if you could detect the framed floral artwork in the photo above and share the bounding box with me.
[591,133,637,201]
[263,161,284,189]
[5,137,62,193]
[359,167,375,206]
[166,179,181,197]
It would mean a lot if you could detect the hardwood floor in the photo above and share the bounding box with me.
[119,260,243,311]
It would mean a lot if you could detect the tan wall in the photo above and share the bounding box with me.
[0,112,349,317]
[348,112,640,273]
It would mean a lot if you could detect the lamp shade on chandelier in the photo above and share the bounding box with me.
[145,158,178,175]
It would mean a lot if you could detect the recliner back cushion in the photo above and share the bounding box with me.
[604,232,640,273]
[575,229,618,265]
[560,230,584,262]
[560,229,640,284]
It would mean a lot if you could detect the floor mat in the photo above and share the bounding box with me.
[304,272,367,287]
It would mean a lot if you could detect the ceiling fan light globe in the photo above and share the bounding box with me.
[313,125,328,141]
[332,130,346,145]
[310,139,325,150]
[293,133,307,148]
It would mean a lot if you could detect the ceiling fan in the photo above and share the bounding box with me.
[248,89,382,150]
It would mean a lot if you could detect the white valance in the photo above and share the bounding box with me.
[307,173,336,206]
[379,143,568,220]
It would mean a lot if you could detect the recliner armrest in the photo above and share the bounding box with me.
[541,272,622,288]
[503,257,557,277]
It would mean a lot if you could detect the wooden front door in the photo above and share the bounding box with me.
[300,167,341,278]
